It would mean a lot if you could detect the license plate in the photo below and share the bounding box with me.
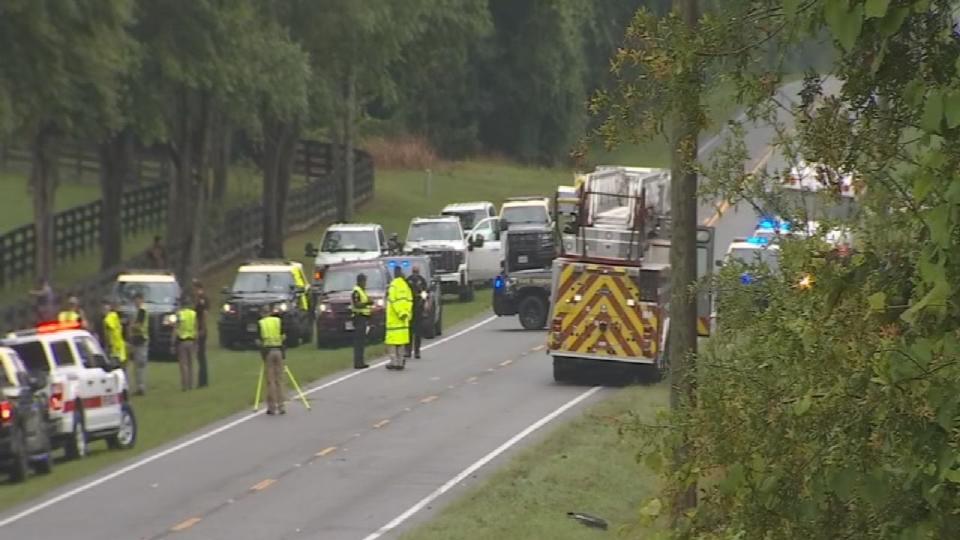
[344,320,355,331]
[246,323,258,332]
[518,255,529,264]
[102,394,118,406]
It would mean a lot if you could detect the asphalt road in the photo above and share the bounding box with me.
[0,83,813,540]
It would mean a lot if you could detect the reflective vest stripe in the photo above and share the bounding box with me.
[259,316,284,347]
[352,286,372,316]
[132,308,149,339]
[177,308,197,340]
[58,311,80,323]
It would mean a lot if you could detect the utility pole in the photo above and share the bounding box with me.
[668,0,701,521]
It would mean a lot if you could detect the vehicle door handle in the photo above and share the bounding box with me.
[100,379,107,384]
[87,380,94,386]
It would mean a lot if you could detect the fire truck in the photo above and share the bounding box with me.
[547,166,714,383]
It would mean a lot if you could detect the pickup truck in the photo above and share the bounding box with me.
[491,222,556,330]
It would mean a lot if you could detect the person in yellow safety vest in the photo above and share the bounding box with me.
[351,273,373,370]
[257,305,286,415]
[102,298,127,371]
[129,292,149,396]
[385,266,413,371]
[58,296,87,329]
[175,296,198,391]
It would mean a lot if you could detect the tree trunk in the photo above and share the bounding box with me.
[185,91,214,283]
[261,117,281,258]
[331,87,347,223]
[212,125,231,204]
[30,126,59,281]
[98,129,134,271]
[668,0,701,521]
[343,66,357,221]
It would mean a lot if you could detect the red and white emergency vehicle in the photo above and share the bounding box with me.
[1,321,137,459]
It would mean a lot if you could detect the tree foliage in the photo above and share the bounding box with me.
[600,1,960,538]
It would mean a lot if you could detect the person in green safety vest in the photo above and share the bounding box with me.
[257,305,286,415]
[351,273,373,370]
[102,298,127,371]
[129,292,149,396]
[58,296,87,329]
[175,295,198,391]
[385,266,413,370]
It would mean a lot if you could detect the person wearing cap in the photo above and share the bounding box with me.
[385,265,413,370]
[174,295,198,391]
[192,279,210,388]
[351,273,373,369]
[257,304,286,415]
[102,298,127,372]
[129,292,149,395]
[405,265,429,360]
[58,296,87,329]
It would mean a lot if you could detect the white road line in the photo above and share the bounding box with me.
[361,386,603,540]
[0,314,498,529]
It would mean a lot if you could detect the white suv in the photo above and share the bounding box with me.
[305,223,388,285]
[1,323,137,459]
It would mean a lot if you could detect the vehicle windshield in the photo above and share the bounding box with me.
[728,248,780,272]
[113,281,180,305]
[502,205,549,225]
[407,221,462,242]
[323,267,386,293]
[442,210,486,231]
[232,271,295,293]
[321,230,379,253]
[10,342,49,373]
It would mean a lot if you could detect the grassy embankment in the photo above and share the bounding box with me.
[0,160,564,508]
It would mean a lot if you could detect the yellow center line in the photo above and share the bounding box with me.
[420,395,438,404]
[499,359,513,367]
[703,146,776,227]
[171,517,202,532]
[250,478,276,491]
[373,419,390,429]
[316,446,337,457]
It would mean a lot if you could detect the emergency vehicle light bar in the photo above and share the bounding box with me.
[37,321,82,333]
[757,218,791,232]
[745,236,770,246]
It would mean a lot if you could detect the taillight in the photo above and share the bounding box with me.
[50,383,64,412]
[0,401,12,424]
[314,269,324,281]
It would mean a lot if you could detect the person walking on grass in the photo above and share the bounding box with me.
[385,266,413,370]
[102,298,127,374]
[129,292,149,396]
[174,295,197,391]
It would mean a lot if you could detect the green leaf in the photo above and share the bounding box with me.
[944,91,960,129]
[719,463,746,495]
[639,497,663,517]
[793,393,812,416]
[921,89,945,132]
[913,172,934,201]
[825,2,864,51]
[784,0,802,15]
[945,469,960,483]
[865,0,890,18]
[904,79,925,106]
[879,7,910,36]
[644,451,663,473]
[868,292,887,311]
[925,205,952,248]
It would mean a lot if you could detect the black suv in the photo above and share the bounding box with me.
[381,255,444,338]
[0,347,54,482]
[218,260,314,349]
[111,270,182,359]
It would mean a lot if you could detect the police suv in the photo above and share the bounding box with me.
[219,260,314,348]
[1,322,137,459]
[112,270,181,359]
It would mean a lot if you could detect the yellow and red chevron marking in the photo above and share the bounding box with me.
[697,316,710,337]
[549,261,658,360]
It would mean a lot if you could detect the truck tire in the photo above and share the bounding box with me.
[64,407,88,460]
[435,308,443,336]
[518,295,548,330]
[106,403,137,450]
[32,431,54,475]
[422,311,437,339]
[553,357,574,383]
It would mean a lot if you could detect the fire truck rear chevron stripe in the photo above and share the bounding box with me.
[697,316,710,337]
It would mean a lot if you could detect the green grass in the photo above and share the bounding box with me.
[402,385,668,540]
[0,170,101,232]
[0,159,567,508]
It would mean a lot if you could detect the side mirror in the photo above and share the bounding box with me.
[221,286,231,295]
[305,242,319,258]
[715,260,724,268]
[472,236,485,249]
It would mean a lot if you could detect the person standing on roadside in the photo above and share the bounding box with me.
[351,273,373,369]
[31,278,56,323]
[405,265,428,360]
[129,293,149,395]
[102,298,127,373]
[257,305,286,415]
[58,296,87,328]
[174,295,197,391]
[385,266,413,370]
[193,279,210,388]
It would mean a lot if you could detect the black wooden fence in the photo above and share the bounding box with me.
[0,140,374,331]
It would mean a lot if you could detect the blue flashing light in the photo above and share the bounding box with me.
[745,236,770,246]
[757,217,791,232]
[402,260,410,268]
[494,276,504,289]
[740,272,755,285]
[757,218,776,230]
[387,261,397,268]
